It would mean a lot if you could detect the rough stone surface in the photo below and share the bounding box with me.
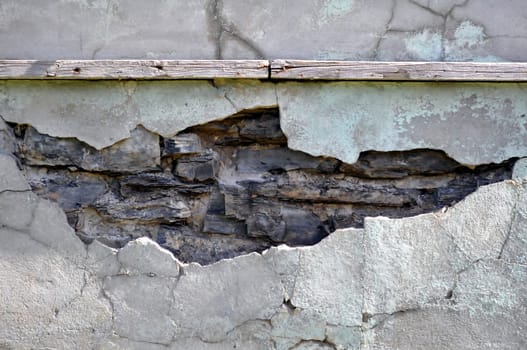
[7,108,515,264]
[21,125,161,173]
[2,1,527,61]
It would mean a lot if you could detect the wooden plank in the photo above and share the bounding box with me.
[270,60,527,81]
[0,60,270,80]
[1,59,527,81]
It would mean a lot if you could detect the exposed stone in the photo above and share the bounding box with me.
[95,192,191,222]
[239,111,287,144]
[202,214,247,235]
[339,149,462,178]
[20,125,160,173]
[25,168,109,211]
[174,152,219,182]
[5,108,517,264]
[162,133,203,157]
[235,148,322,173]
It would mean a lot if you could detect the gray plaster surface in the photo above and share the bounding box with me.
[2,0,527,61]
[1,148,526,349]
[278,81,527,165]
[1,80,526,166]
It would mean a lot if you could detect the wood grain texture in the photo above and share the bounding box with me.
[1,59,527,81]
[270,59,527,81]
[0,60,270,79]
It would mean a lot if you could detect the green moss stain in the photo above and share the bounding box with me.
[319,0,355,24]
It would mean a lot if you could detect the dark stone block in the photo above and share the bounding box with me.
[161,133,202,157]
[235,148,322,173]
[281,208,329,246]
[340,149,463,178]
[247,213,287,242]
[202,214,247,236]
[120,172,212,195]
[160,226,270,265]
[174,152,219,182]
[239,112,287,144]
[21,126,160,173]
[25,169,108,211]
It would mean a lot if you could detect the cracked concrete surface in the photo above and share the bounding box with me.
[1,0,527,60]
[1,137,527,348]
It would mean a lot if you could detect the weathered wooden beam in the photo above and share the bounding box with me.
[0,60,270,80]
[1,59,527,81]
[270,59,527,81]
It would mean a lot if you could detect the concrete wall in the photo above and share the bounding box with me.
[1,0,527,61]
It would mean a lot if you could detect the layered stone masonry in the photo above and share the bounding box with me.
[2,108,516,264]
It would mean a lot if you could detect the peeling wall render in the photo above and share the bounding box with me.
[2,1,527,346]
[1,153,526,349]
[2,108,515,264]
[1,80,526,165]
[0,76,526,348]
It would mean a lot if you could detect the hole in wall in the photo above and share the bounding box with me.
[5,108,517,265]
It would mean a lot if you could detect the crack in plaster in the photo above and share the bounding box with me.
[371,0,396,60]
[207,0,265,59]
[498,185,522,259]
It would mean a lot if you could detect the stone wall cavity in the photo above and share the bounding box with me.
[2,108,516,264]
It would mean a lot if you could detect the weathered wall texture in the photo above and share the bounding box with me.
[0,78,526,348]
[1,0,527,61]
[2,108,515,264]
[1,152,527,349]
[2,1,527,348]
